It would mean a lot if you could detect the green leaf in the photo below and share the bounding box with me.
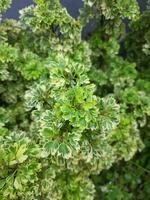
[58,143,72,159]
[0,179,5,189]
[42,127,55,139]
[16,144,28,163]
[14,177,22,190]
[44,140,60,155]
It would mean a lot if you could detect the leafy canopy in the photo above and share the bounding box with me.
[0,0,149,199]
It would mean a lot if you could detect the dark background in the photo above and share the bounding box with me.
[4,0,147,36]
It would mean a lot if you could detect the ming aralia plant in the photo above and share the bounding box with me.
[91,1,150,199]
[0,0,149,199]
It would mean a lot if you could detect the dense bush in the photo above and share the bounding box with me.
[92,1,150,199]
[0,0,149,199]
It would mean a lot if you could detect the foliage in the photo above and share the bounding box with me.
[0,0,149,199]
[0,0,12,14]
[93,123,150,200]
[87,1,150,199]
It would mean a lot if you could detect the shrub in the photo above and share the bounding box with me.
[0,0,149,199]
[88,1,150,199]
